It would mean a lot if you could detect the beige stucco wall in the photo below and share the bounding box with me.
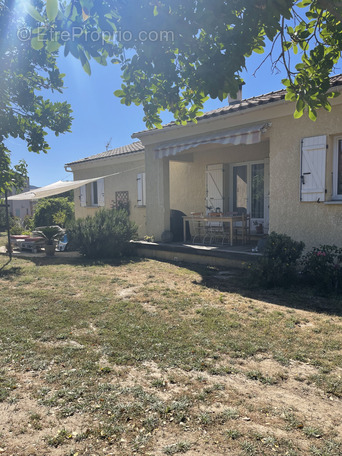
[169,141,269,216]
[69,154,146,238]
[138,94,342,247]
[68,92,342,248]
[269,107,342,249]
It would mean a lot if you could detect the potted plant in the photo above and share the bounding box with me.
[33,226,64,256]
[253,220,264,234]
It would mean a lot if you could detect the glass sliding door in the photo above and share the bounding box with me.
[233,165,247,214]
[231,161,269,232]
[251,164,264,219]
[337,139,342,196]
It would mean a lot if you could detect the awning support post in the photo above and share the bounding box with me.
[5,190,12,262]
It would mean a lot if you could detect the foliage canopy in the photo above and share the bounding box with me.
[28,0,342,127]
[0,0,72,193]
[33,197,74,228]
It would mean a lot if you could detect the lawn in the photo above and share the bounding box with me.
[0,253,341,456]
[0,231,8,249]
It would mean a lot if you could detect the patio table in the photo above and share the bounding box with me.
[182,214,243,246]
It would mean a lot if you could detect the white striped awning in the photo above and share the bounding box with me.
[155,122,271,159]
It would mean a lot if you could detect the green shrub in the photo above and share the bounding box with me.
[301,245,342,293]
[67,208,137,259]
[33,198,74,228]
[9,216,25,235]
[23,215,34,231]
[249,232,305,288]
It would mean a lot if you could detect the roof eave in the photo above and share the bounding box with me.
[132,96,288,140]
[65,150,145,170]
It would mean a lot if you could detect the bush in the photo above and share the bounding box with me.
[33,198,74,228]
[249,232,305,288]
[301,245,342,293]
[67,208,137,259]
[9,216,25,235]
[23,215,34,231]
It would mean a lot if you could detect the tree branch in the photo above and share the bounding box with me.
[316,0,342,22]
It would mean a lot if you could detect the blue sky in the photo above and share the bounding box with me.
[8,50,287,187]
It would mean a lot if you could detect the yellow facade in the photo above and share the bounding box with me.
[69,153,146,238]
[69,91,342,250]
[269,109,342,248]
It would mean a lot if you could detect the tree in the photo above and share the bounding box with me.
[27,0,342,127]
[0,0,72,194]
[33,197,74,227]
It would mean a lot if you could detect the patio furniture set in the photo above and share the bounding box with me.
[183,212,251,246]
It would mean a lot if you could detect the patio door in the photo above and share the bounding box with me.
[230,160,269,231]
[206,164,224,213]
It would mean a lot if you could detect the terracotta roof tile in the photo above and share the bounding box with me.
[66,141,144,166]
[134,74,342,134]
[67,74,342,166]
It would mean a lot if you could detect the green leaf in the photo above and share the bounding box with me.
[328,91,340,99]
[296,98,305,112]
[153,6,158,16]
[285,92,296,101]
[46,0,59,22]
[82,59,91,75]
[31,36,44,50]
[26,3,45,22]
[308,107,317,121]
[79,49,91,75]
[253,46,265,54]
[281,78,291,87]
[46,40,60,52]
[294,109,304,119]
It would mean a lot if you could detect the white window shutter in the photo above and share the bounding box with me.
[142,172,146,205]
[97,178,105,206]
[137,173,143,205]
[80,185,86,207]
[137,173,146,206]
[206,164,224,213]
[301,135,326,202]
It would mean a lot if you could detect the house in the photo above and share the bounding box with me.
[66,74,342,250]
[65,142,147,237]
[8,179,37,220]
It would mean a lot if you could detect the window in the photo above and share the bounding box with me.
[79,178,105,207]
[137,173,146,206]
[333,138,342,200]
[91,181,98,205]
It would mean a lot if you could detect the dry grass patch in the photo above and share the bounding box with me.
[0,256,341,455]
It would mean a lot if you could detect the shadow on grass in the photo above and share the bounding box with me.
[6,252,145,269]
[0,265,23,278]
[164,259,342,317]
